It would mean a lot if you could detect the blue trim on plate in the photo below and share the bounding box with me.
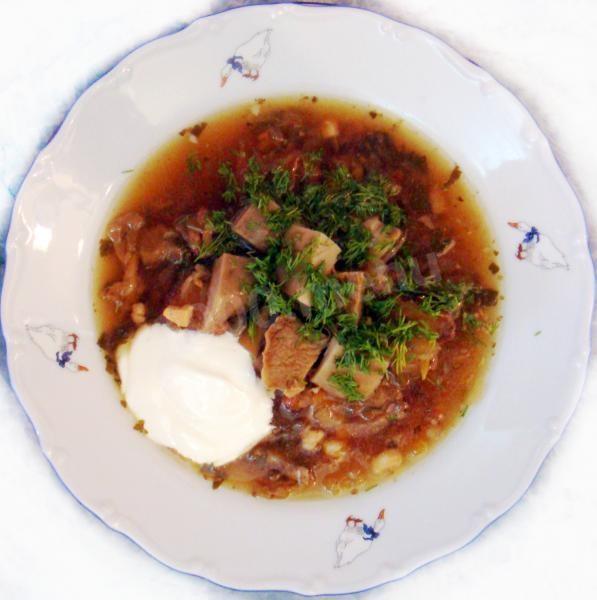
[0,2,595,596]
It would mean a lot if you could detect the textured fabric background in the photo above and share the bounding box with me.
[1,1,596,598]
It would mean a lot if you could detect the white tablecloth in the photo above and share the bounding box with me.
[1,1,595,598]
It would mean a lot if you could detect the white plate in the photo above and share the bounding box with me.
[1,3,594,595]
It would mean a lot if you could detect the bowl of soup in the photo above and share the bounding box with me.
[1,3,593,595]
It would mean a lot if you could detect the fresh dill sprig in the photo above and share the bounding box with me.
[302,149,323,178]
[218,162,240,204]
[336,313,424,371]
[299,266,355,337]
[195,210,240,259]
[394,255,474,316]
[246,310,259,341]
[329,372,363,402]
[186,153,203,174]
[224,158,403,268]
[243,157,271,211]
[462,311,481,330]
[246,241,295,316]
[419,280,473,316]
[341,221,373,268]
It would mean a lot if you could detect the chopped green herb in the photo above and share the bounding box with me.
[395,255,474,316]
[218,162,239,203]
[186,153,203,174]
[204,154,495,402]
[487,319,501,336]
[266,204,302,234]
[419,281,473,315]
[329,372,363,402]
[246,241,296,316]
[460,405,469,417]
[302,149,323,178]
[342,222,373,268]
[534,330,542,336]
[244,157,270,210]
[195,210,241,259]
[271,166,291,197]
[299,266,355,337]
[247,311,258,341]
[462,311,481,330]
[226,159,403,267]
[336,311,427,372]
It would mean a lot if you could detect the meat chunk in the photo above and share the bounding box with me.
[363,216,405,262]
[203,254,254,333]
[336,271,366,320]
[284,224,341,273]
[310,339,388,400]
[261,315,328,397]
[106,212,145,264]
[138,225,184,267]
[282,225,341,306]
[232,202,279,251]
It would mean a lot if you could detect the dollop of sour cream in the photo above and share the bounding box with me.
[117,324,273,466]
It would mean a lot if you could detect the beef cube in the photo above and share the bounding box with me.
[310,339,388,400]
[203,254,254,333]
[282,225,341,305]
[284,224,341,273]
[232,202,279,251]
[336,271,366,320]
[261,315,328,397]
[363,216,405,262]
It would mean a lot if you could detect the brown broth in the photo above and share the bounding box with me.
[95,97,500,499]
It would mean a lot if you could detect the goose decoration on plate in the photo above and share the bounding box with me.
[220,29,272,86]
[508,221,568,270]
[26,325,88,372]
[335,509,386,567]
